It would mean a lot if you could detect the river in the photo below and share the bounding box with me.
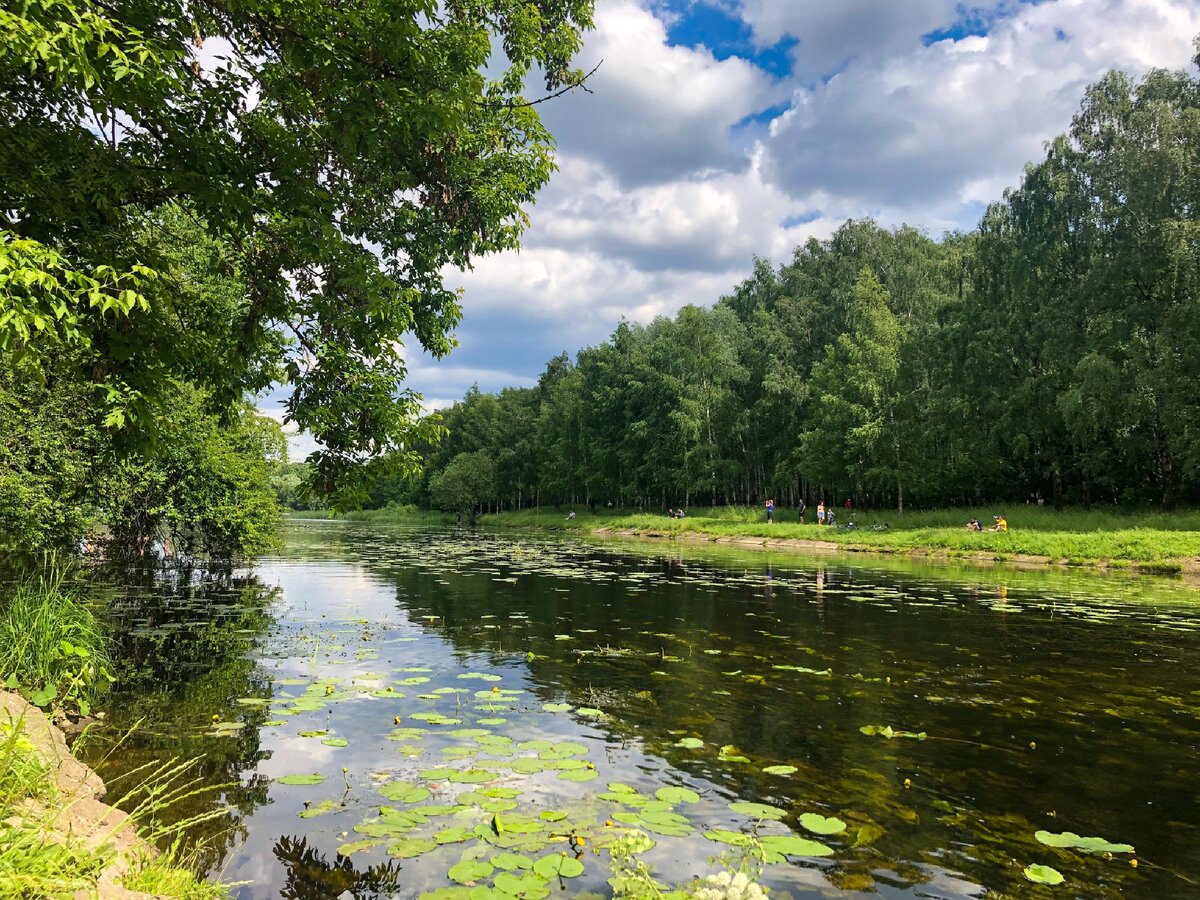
[82,521,1200,898]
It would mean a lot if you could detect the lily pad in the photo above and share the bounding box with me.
[674,738,704,749]
[1035,831,1134,854]
[448,859,495,884]
[1024,864,1065,885]
[760,835,835,858]
[388,837,439,859]
[799,813,846,835]
[299,799,343,818]
[729,801,787,820]
[532,854,584,879]
[336,839,383,856]
[277,773,327,786]
[859,724,927,740]
[380,782,431,804]
[322,737,349,747]
[655,786,700,804]
[763,765,798,776]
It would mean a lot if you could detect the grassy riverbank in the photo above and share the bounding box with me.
[320,505,1200,574]
[0,570,230,899]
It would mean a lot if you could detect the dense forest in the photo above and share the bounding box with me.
[372,53,1200,514]
[0,0,594,556]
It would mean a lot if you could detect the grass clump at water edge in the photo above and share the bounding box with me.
[0,564,113,716]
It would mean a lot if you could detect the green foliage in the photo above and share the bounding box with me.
[383,49,1200,515]
[0,567,113,717]
[1,0,595,492]
[98,387,284,559]
[429,451,497,513]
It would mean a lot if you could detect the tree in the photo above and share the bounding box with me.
[429,451,496,519]
[1,0,595,496]
[801,269,905,509]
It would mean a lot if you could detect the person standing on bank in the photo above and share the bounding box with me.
[765,498,774,523]
[797,498,806,523]
[816,501,826,526]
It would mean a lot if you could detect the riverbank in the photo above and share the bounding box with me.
[322,506,1200,576]
[0,690,227,899]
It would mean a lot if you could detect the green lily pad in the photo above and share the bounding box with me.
[729,801,787,820]
[387,837,438,859]
[557,768,598,782]
[654,786,699,804]
[860,724,927,740]
[299,799,342,818]
[449,769,496,784]
[322,737,349,747]
[379,782,431,804]
[1035,831,1134,854]
[763,765,798,776]
[760,835,835,858]
[1024,864,1065,885]
[542,703,572,713]
[799,813,846,835]
[532,854,584,879]
[277,773,327,786]
[491,852,533,870]
[674,738,704,749]
[435,827,475,844]
[448,859,495,885]
[575,707,604,718]
[704,829,756,846]
[336,839,383,856]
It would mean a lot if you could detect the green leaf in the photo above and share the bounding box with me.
[798,813,846,835]
[448,859,494,884]
[531,854,584,879]
[277,773,327,785]
[1024,864,1065,885]
[728,801,787,820]
[654,786,699,804]
[759,835,835,858]
[1034,831,1134,854]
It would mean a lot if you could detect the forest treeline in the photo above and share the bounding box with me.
[371,54,1200,514]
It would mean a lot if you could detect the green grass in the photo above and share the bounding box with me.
[476,505,1200,568]
[0,566,113,715]
[0,717,112,899]
[0,711,233,900]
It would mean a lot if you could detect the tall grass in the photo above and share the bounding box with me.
[0,565,112,715]
[0,715,232,900]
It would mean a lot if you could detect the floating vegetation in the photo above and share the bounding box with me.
[86,525,1200,898]
[1035,831,1135,854]
[1024,864,1065,885]
[859,725,928,740]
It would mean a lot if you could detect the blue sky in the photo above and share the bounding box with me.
[265,0,1200,457]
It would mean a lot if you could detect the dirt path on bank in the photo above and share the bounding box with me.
[590,526,1200,582]
[1,691,166,899]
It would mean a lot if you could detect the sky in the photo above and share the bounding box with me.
[269,0,1200,458]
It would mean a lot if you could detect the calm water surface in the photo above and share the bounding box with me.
[84,522,1200,898]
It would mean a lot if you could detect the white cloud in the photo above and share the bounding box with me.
[537,0,784,186]
[761,0,1200,219]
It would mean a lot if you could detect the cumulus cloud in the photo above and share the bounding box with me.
[761,0,1200,218]
[537,0,783,187]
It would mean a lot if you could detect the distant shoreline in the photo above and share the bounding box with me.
[296,507,1200,580]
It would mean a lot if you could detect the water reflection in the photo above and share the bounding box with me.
[273,836,404,900]
[82,565,280,872]
[87,524,1200,898]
